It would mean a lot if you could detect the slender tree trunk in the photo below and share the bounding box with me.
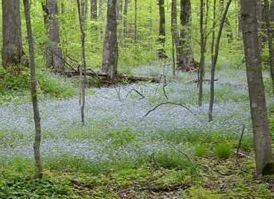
[134,0,137,43]
[177,0,195,71]
[264,0,274,93]
[23,0,43,179]
[102,0,119,79]
[158,0,166,59]
[123,0,129,37]
[2,0,23,69]
[42,0,65,73]
[171,0,179,76]
[77,0,88,126]
[208,0,232,121]
[198,0,205,106]
[91,0,98,20]
[241,0,273,176]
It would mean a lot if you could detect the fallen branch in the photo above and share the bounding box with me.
[185,78,218,84]
[144,102,194,117]
[236,124,246,163]
[126,88,145,100]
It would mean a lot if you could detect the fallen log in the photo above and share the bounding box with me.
[59,69,160,87]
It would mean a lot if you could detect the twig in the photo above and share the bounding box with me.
[126,88,145,100]
[236,124,246,163]
[144,102,194,117]
[162,74,169,100]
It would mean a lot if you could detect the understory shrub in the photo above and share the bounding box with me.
[215,143,233,159]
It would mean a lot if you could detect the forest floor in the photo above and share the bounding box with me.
[0,64,274,198]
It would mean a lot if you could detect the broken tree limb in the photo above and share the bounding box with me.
[185,78,218,84]
[144,102,194,117]
[126,88,145,99]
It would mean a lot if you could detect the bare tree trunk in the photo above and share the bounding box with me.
[171,0,179,76]
[123,0,129,37]
[198,0,207,106]
[134,0,137,43]
[264,0,274,94]
[241,0,273,176]
[177,0,195,71]
[42,0,65,73]
[91,0,98,20]
[77,0,88,126]
[158,0,166,59]
[2,0,23,69]
[208,0,232,121]
[23,0,43,179]
[102,0,119,79]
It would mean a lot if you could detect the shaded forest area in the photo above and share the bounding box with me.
[1,0,274,198]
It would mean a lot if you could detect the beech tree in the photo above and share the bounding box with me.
[42,0,65,73]
[102,0,119,79]
[23,0,43,179]
[2,0,23,69]
[241,0,273,176]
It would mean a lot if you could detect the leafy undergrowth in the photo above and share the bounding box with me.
[1,154,274,198]
[1,129,274,199]
[0,68,76,104]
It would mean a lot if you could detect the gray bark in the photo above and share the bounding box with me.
[42,0,65,73]
[102,0,119,79]
[177,0,195,71]
[91,0,98,20]
[241,0,273,176]
[2,0,23,69]
[23,0,43,179]
[158,0,166,59]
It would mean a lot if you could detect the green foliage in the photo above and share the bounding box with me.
[38,72,76,98]
[214,143,232,159]
[108,129,136,148]
[0,175,72,199]
[195,145,209,157]
[185,186,222,199]
[152,150,194,171]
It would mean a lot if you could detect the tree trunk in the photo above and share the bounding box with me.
[241,0,273,176]
[177,0,195,71]
[42,0,65,73]
[158,0,166,59]
[198,0,205,106]
[171,0,179,76]
[102,0,119,79]
[23,0,43,179]
[77,0,88,126]
[2,0,23,69]
[265,0,274,93]
[123,0,129,37]
[208,0,232,121]
[91,0,98,20]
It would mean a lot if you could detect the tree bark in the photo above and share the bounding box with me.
[123,0,129,37]
[198,0,205,106]
[264,0,274,93]
[102,0,119,79]
[241,0,273,176]
[177,0,195,71]
[158,0,166,59]
[2,0,23,69]
[91,0,98,20]
[171,0,179,76]
[23,0,43,179]
[77,0,88,126]
[42,0,65,73]
[209,0,232,121]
